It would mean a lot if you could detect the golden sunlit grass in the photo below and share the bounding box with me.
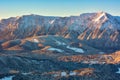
[58,51,120,64]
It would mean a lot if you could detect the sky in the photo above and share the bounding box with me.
[0,0,120,19]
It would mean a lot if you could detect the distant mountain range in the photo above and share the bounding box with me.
[0,12,120,51]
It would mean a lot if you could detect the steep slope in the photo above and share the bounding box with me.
[78,12,120,50]
[0,12,120,51]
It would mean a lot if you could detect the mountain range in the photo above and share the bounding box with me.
[0,12,120,52]
[0,12,120,80]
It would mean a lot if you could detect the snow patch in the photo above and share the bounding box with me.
[49,19,55,24]
[69,71,76,76]
[99,52,105,54]
[33,39,39,43]
[48,47,64,52]
[1,76,14,80]
[55,40,66,45]
[82,61,89,64]
[61,72,67,77]
[89,61,99,64]
[53,74,59,77]
[94,12,108,22]
[66,46,84,53]
[116,68,120,74]
[22,72,32,75]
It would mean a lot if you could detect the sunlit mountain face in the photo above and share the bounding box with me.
[0,12,120,80]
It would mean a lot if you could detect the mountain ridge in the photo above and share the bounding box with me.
[0,12,120,51]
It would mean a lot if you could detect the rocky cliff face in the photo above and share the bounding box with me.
[0,12,120,51]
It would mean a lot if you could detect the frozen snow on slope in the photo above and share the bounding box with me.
[67,46,84,53]
[55,40,66,45]
[49,19,55,24]
[94,12,108,22]
[99,52,105,54]
[69,71,76,76]
[33,39,39,43]
[22,72,32,75]
[116,68,120,74]
[61,72,67,77]
[48,47,64,52]
[1,76,14,80]
[89,61,99,64]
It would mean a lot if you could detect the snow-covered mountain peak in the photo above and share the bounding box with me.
[94,12,109,22]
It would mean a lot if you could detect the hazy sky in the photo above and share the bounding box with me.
[0,0,120,19]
